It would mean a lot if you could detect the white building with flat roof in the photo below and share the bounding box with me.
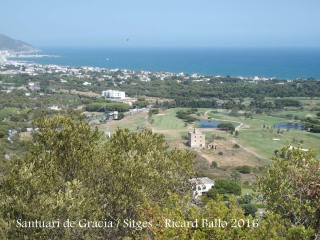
[102,90,125,99]
[189,177,215,197]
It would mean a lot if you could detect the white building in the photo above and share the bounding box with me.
[0,54,7,65]
[102,90,125,99]
[83,81,91,86]
[48,105,61,111]
[189,177,215,197]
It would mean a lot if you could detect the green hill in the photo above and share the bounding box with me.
[0,34,38,52]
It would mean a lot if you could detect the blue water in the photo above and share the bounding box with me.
[12,47,320,79]
[274,122,304,129]
[198,120,239,128]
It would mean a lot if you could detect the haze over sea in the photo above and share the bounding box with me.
[15,47,320,79]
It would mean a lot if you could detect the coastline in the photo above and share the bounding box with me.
[2,47,320,80]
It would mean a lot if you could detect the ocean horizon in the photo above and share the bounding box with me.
[11,47,320,79]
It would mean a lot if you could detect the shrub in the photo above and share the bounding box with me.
[230,169,241,182]
[210,161,218,169]
[217,122,235,132]
[0,130,5,138]
[233,143,240,148]
[207,179,242,198]
[236,165,252,174]
[241,203,258,217]
[238,194,254,204]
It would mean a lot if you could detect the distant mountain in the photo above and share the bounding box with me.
[0,34,39,52]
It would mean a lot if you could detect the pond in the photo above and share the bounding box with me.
[198,120,239,128]
[274,122,304,129]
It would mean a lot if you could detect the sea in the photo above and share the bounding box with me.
[11,47,320,79]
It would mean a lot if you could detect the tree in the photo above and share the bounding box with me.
[241,203,258,217]
[217,122,235,132]
[258,146,320,238]
[0,114,195,239]
[133,98,149,108]
[238,194,254,204]
[86,102,131,112]
[0,114,105,239]
[117,112,125,120]
[136,194,313,240]
[207,179,241,200]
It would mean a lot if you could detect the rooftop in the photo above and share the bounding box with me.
[189,177,214,185]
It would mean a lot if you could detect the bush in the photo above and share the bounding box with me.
[86,102,131,112]
[243,180,250,186]
[218,151,223,156]
[207,179,242,199]
[210,161,218,169]
[117,112,125,120]
[241,203,258,217]
[217,122,235,132]
[233,143,240,148]
[238,194,253,204]
[148,108,159,115]
[236,165,252,174]
[0,130,5,138]
[230,169,241,182]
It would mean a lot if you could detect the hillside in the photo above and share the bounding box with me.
[0,34,38,52]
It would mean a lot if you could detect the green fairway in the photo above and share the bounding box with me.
[151,108,187,130]
[207,110,320,157]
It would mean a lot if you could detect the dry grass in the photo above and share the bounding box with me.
[95,110,149,133]
[60,89,100,97]
[19,132,32,141]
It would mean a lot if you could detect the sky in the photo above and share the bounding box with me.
[1,0,320,48]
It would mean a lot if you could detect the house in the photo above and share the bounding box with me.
[188,128,205,148]
[102,90,126,99]
[111,111,118,120]
[48,105,61,111]
[189,177,215,197]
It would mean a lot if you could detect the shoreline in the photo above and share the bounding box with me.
[1,49,319,81]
